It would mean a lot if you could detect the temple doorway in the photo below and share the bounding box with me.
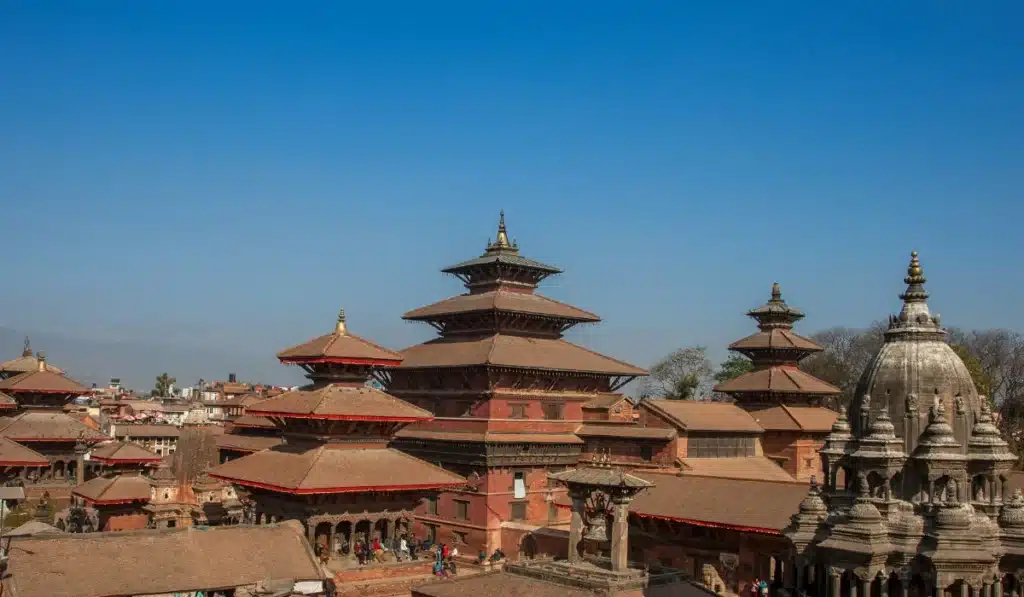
[520,533,538,560]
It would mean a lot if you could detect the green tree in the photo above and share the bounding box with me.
[153,373,176,398]
[639,346,714,400]
[713,355,754,384]
[951,344,993,400]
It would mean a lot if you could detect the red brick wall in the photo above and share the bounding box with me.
[760,432,825,482]
[104,513,149,531]
[581,438,674,467]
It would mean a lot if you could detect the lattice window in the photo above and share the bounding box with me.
[510,502,527,521]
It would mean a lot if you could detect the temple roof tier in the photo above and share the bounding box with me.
[746,283,806,330]
[247,384,433,422]
[398,334,647,376]
[0,412,107,442]
[402,288,601,324]
[215,433,284,454]
[208,445,466,494]
[73,474,153,505]
[229,414,278,429]
[748,405,839,432]
[394,428,585,444]
[727,328,823,358]
[549,463,654,491]
[441,212,563,290]
[0,362,90,395]
[90,441,163,465]
[277,309,404,366]
[713,365,840,396]
[0,436,49,466]
[0,342,64,377]
[0,392,16,410]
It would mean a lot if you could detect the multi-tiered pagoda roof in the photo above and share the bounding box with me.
[0,339,64,379]
[210,311,465,495]
[715,283,840,406]
[397,212,646,383]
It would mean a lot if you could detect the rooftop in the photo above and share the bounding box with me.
[678,456,796,482]
[712,365,841,396]
[113,423,181,438]
[277,309,404,366]
[0,412,107,442]
[642,399,763,433]
[90,441,163,464]
[0,368,89,395]
[209,444,466,494]
[249,384,433,422]
[73,473,153,505]
[403,289,600,323]
[748,405,839,432]
[399,334,647,376]
[0,436,49,466]
[2,521,324,597]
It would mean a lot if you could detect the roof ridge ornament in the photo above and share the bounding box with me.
[22,336,31,357]
[486,210,517,253]
[335,308,347,335]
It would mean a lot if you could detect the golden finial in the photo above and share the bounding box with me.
[771,282,782,301]
[493,210,511,249]
[22,336,31,357]
[336,308,347,335]
[906,251,924,282]
[37,351,46,372]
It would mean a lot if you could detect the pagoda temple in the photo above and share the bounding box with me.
[713,283,840,481]
[0,338,64,379]
[0,351,105,502]
[209,310,465,561]
[389,212,647,554]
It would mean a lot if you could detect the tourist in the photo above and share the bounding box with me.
[476,550,487,565]
[759,578,769,597]
[355,540,365,565]
[441,543,449,560]
[450,545,459,559]
[751,578,760,597]
[446,556,458,577]
[399,535,409,561]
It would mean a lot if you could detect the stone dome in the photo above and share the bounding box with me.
[852,252,980,452]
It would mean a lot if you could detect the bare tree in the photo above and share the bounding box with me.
[799,321,886,410]
[639,346,714,400]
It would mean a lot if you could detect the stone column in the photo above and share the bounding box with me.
[830,568,842,597]
[961,583,970,597]
[850,576,858,597]
[881,577,889,597]
[568,490,586,565]
[610,494,631,573]
[861,577,871,597]
[74,437,88,487]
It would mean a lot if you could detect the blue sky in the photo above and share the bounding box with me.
[1,2,1022,388]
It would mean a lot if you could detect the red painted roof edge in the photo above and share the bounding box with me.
[246,411,431,423]
[278,356,402,367]
[208,474,463,495]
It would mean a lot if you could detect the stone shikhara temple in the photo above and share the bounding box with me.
[786,252,1023,597]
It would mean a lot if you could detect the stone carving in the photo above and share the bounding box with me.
[906,393,918,413]
[955,395,965,414]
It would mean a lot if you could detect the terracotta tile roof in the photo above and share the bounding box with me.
[629,472,808,534]
[713,366,841,395]
[394,428,585,445]
[3,521,324,597]
[575,424,676,440]
[66,412,101,430]
[728,329,823,352]
[0,412,107,442]
[642,400,763,433]
[0,392,16,410]
[214,393,265,407]
[231,414,278,429]
[679,457,796,482]
[0,354,63,376]
[209,445,466,494]
[216,433,284,453]
[90,441,162,464]
[403,290,601,323]
[277,328,403,365]
[749,405,839,432]
[400,334,647,376]
[0,437,49,466]
[0,369,89,395]
[114,423,181,438]
[442,251,563,275]
[73,473,152,504]
[248,384,433,422]
[3,521,63,537]
[581,394,629,410]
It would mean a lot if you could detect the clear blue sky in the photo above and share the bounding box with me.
[1,2,1022,388]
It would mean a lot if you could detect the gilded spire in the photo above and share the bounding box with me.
[899,251,929,304]
[771,282,782,302]
[335,308,347,335]
[486,210,517,252]
[746,281,804,330]
[22,336,31,357]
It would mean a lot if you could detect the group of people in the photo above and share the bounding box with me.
[431,542,459,578]
[751,578,770,597]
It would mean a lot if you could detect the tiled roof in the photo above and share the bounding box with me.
[277,330,403,365]
[0,437,49,466]
[629,472,808,534]
[0,412,107,442]
[3,521,324,597]
[394,429,584,445]
[413,570,592,597]
[0,354,63,376]
[643,400,763,433]
[575,424,676,440]
[403,290,600,323]
[749,405,839,432]
[90,441,162,464]
[0,392,16,410]
[442,252,562,275]
[73,474,153,504]
[581,394,630,410]
[216,434,284,453]
[209,445,466,494]
[248,384,432,421]
[230,414,277,429]
[400,334,647,376]
[113,424,181,438]
[3,521,63,537]
[0,369,89,394]
[713,366,841,395]
[728,329,823,352]
[679,457,796,482]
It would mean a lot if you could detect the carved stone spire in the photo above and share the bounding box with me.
[888,251,944,339]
